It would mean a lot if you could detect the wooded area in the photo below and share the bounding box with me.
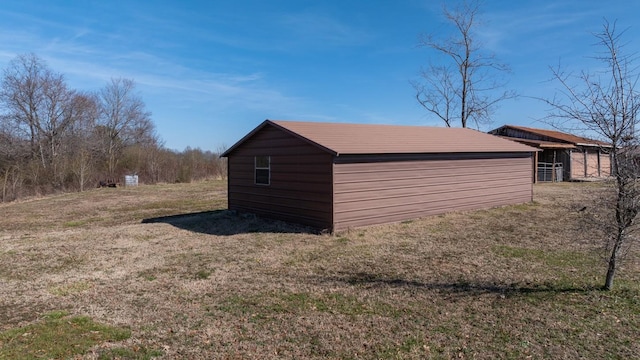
[0,54,226,202]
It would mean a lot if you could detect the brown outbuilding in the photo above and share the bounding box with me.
[489,125,612,182]
[221,120,538,232]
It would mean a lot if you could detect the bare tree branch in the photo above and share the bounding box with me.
[413,0,515,128]
[96,78,153,178]
[543,19,640,290]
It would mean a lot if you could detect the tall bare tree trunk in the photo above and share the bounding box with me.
[1,167,8,202]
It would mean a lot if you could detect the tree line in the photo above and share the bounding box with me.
[0,53,226,202]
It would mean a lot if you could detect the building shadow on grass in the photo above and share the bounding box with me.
[320,272,602,298]
[141,210,318,236]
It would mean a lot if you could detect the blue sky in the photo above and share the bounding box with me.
[1,1,639,152]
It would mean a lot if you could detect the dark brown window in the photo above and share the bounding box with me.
[255,156,270,185]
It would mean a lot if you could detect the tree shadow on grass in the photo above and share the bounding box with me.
[141,210,318,236]
[321,272,603,298]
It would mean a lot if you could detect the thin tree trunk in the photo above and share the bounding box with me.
[460,69,467,128]
[2,167,8,202]
[79,166,84,192]
[604,233,622,290]
[606,176,627,290]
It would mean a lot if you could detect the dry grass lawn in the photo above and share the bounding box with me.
[0,180,638,359]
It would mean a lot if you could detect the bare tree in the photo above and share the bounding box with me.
[0,120,29,201]
[96,78,153,178]
[0,54,43,162]
[543,20,640,290]
[66,93,100,191]
[0,54,171,199]
[0,53,79,187]
[0,54,230,199]
[413,0,514,128]
[0,126,21,201]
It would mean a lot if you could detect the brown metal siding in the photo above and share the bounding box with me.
[333,155,533,231]
[571,150,585,179]
[600,152,611,176]
[586,150,600,177]
[227,126,333,229]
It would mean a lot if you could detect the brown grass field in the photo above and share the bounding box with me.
[0,180,638,359]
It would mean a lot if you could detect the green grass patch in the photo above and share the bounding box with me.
[63,220,88,227]
[335,236,349,244]
[97,346,163,360]
[0,311,131,359]
[492,245,599,269]
[49,281,93,296]
[375,336,429,359]
[195,269,211,280]
[124,200,189,211]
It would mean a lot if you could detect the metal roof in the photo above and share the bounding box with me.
[493,125,611,147]
[496,136,576,149]
[222,120,538,157]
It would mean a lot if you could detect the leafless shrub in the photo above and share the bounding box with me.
[543,20,640,289]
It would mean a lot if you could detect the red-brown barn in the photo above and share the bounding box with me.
[221,120,538,232]
[489,125,612,182]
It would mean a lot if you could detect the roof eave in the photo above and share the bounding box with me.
[221,120,339,158]
[267,120,339,156]
[501,124,612,148]
[334,149,540,156]
[220,119,272,157]
[506,125,576,144]
[576,142,612,148]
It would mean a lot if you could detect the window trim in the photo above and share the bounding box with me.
[254,156,270,185]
